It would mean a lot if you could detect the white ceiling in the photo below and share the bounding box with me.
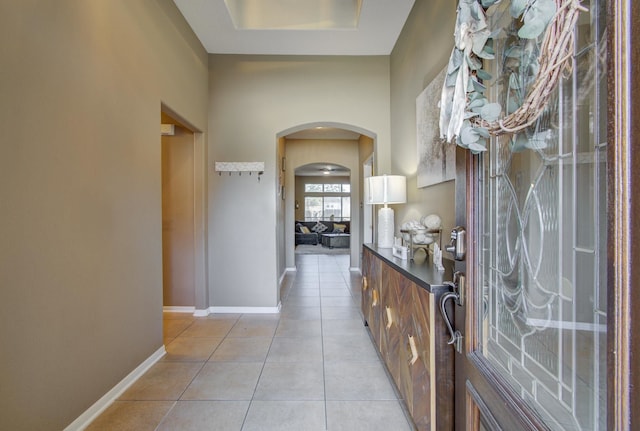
[173,0,415,55]
[295,163,350,177]
[173,0,412,176]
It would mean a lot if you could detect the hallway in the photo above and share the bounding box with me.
[86,254,413,430]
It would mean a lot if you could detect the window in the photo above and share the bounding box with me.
[303,183,350,221]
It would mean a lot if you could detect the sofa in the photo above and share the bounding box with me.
[295,220,350,246]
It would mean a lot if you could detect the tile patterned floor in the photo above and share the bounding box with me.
[86,254,414,431]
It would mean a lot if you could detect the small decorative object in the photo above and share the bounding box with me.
[400,220,436,245]
[392,237,409,260]
[433,243,445,272]
[439,0,586,153]
[365,175,407,249]
[421,214,442,230]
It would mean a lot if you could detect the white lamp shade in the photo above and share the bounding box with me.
[366,175,406,204]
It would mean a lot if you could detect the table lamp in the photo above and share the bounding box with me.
[366,175,406,248]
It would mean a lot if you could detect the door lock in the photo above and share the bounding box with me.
[445,226,466,261]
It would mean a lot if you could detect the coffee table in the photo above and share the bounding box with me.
[321,233,350,248]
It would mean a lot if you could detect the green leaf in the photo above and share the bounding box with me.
[519,0,556,39]
[445,71,458,87]
[469,98,486,109]
[476,48,495,60]
[510,0,528,18]
[507,98,521,114]
[472,29,491,57]
[480,103,502,122]
[466,54,482,70]
[481,0,499,7]
[447,49,463,74]
[460,125,480,145]
[471,79,486,93]
[464,111,480,119]
[476,127,491,138]
[476,68,492,81]
[469,140,488,153]
[518,19,547,39]
[469,91,484,101]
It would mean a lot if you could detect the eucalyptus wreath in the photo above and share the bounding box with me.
[439,0,587,153]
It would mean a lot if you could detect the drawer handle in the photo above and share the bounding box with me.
[385,306,393,329]
[372,289,378,307]
[362,276,368,290]
[408,335,418,365]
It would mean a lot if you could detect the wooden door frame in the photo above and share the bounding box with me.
[607,0,640,429]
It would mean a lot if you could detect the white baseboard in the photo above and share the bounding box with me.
[64,346,166,431]
[285,267,297,272]
[163,306,195,313]
[208,304,281,314]
[193,308,210,317]
[350,267,362,273]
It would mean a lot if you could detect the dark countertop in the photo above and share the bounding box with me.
[364,244,455,294]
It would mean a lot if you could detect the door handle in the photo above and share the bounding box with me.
[408,335,419,365]
[439,272,464,353]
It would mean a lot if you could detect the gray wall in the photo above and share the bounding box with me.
[390,0,457,238]
[0,1,208,429]
[208,55,390,306]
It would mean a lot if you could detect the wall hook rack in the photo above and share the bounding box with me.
[214,162,264,182]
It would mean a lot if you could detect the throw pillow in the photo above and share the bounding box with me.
[333,223,346,233]
[296,223,304,232]
[311,222,328,233]
[300,226,311,234]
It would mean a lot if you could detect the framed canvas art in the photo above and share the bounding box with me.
[416,67,455,188]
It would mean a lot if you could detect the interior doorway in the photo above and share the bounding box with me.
[161,112,195,310]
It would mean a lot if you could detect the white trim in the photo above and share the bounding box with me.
[163,306,195,313]
[350,267,361,273]
[285,267,297,272]
[208,304,281,314]
[193,308,210,317]
[64,346,166,431]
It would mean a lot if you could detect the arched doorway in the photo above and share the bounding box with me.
[276,122,376,274]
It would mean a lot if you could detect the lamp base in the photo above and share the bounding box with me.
[377,206,395,249]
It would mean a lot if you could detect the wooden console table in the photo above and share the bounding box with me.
[361,244,454,431]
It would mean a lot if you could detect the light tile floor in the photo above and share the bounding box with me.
[86,254,414,431]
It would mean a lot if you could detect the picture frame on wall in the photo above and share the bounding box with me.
[416,66,455,188]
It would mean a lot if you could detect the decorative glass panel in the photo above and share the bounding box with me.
[324,184,342,193]
[305,184,323,192]
[477,1,606,429]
